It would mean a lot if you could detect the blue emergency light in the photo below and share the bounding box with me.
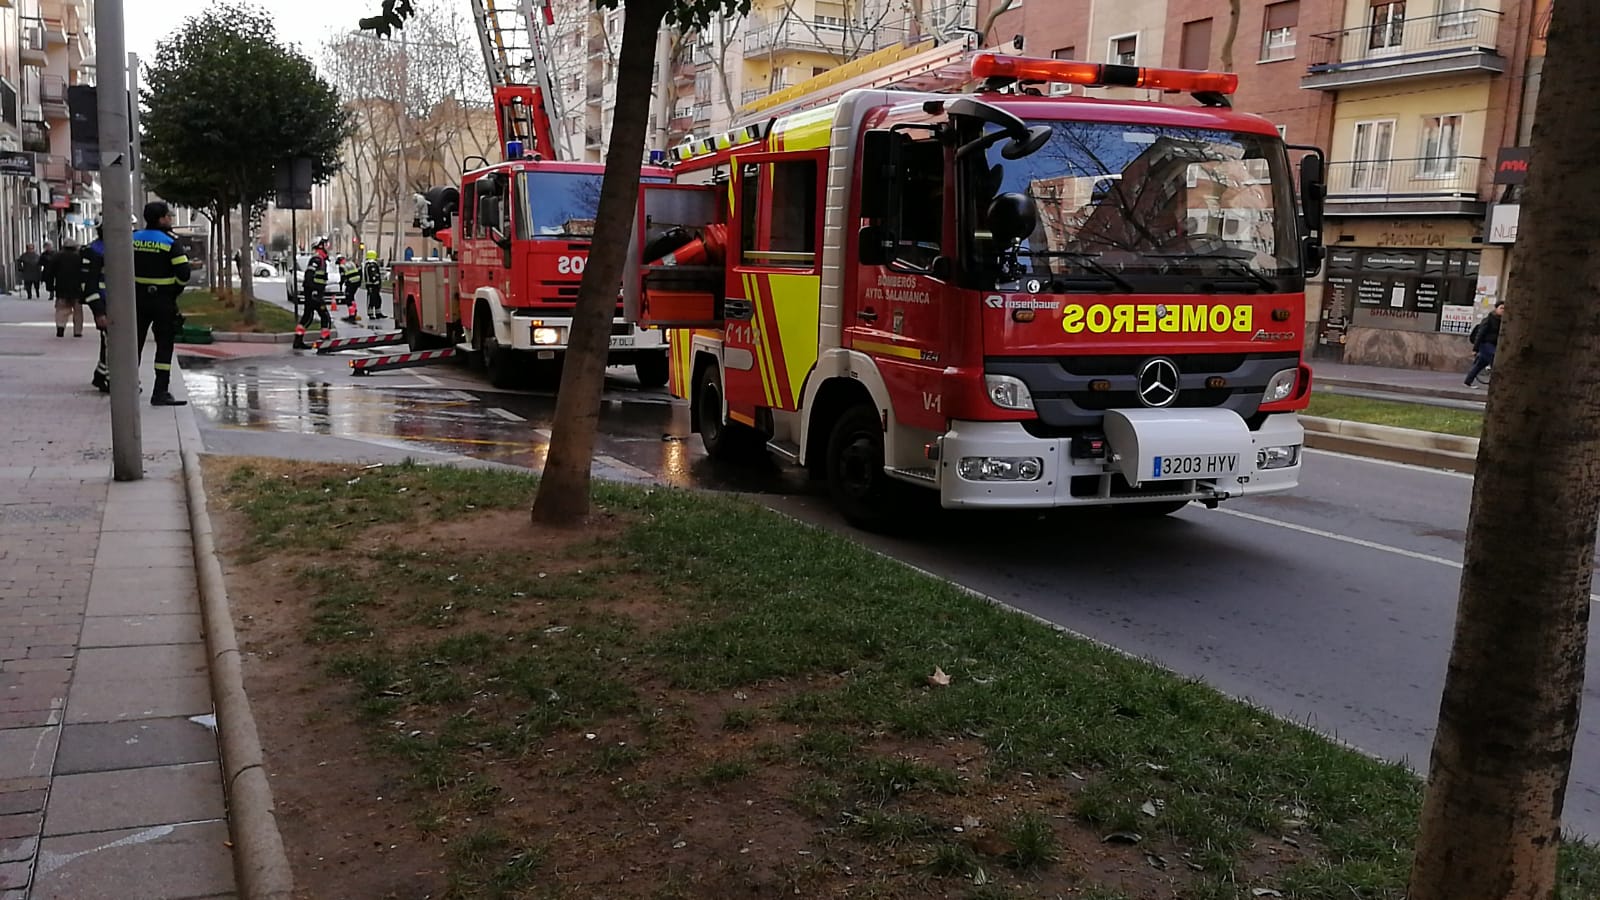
[648,149,667,164]
[506,139,525,159]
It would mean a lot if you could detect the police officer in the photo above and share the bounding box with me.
[80,226,109,393]
[337,254,361,323]
[363,250,385,319]
[132,201,191,407]
[295,238,332,350]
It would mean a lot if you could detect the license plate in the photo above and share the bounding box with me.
[609,335,636,349]
[1151,453,1239,480]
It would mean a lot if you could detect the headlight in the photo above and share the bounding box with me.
[957,456,1044,482]
[1256,445,1299,470]
[1263,368,1298,403]
[532,327,563,345]
[984,374,1034,411]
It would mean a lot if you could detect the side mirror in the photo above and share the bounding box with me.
[859,130,904,221]
[1299,154,1326,233]
[489,227,512,251]
[858,225,894,267]
[987,192,1038,246]
[1001,124,1053,160]
[1302,238,1325,278]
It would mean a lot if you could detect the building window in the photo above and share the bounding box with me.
[1261,1,1298,61]
[1418,114,1463,178]
[1350,119,1395,192]
[1434,0,1474,39]
[1368,2,1406,53]
[1180,19,1213,70]
[1109,34,1137,67]
[1049,47,1076,94]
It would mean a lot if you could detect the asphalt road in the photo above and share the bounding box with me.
[179,343,1600,837]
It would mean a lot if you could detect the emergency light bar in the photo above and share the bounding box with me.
[972,53,1239,95]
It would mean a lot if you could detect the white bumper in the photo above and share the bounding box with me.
[934,411,1303,509]
[507,316,667,354]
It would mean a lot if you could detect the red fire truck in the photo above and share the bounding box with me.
[626,46,1326,525]
[391,84,671,389]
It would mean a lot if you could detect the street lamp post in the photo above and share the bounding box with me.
[95,0,142,481]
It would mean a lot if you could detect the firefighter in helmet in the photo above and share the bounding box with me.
[80,224,109,393]
[295,238,332,350]
[132,201,191,406]
[338,253,361,323]
[363,250,385,320]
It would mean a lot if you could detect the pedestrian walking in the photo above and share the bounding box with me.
[132,201,192,407]
[1464,301,1505,388]
[16,244,42,299]
[338,254,361,322]
[38,243,56,301]
[363,251,385,319]
[50,238,84,337]
[294,238,332,350]
[80,229,110,393]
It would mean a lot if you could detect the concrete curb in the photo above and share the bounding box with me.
[209,332,297,344]
[1318,375,1482,404]
[173,376,296,900]
[1302,415,1478,474]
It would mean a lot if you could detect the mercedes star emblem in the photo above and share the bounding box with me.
[1137,358,1180,408]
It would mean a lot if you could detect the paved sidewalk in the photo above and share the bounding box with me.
[1311,359,1484,404]
[0,296,236,899]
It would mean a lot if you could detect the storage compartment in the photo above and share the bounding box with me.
[624,183,726,329]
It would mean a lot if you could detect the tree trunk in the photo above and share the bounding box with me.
[1407,4,1600,897]
[220,209,234,302]
[531,0,667,526]
[238,209,257,325]
[1219,0,1241,72]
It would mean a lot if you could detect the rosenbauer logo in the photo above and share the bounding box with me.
[1062,304,1254,335]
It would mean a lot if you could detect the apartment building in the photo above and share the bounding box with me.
[978,0,1541,371]
[0,0,97,288]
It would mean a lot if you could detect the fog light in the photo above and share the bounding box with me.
[532,327,563,346]
[957,456,1045,482]
[1256,445,1299,470]
[1263,367,1298,403]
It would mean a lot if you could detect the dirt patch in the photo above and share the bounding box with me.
[204,457,1337,899]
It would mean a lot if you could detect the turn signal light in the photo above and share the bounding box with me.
[972,53,1239,95]
[1089,379,1111,392]
[1206,376,1228,389]
[1272,308,1292,322]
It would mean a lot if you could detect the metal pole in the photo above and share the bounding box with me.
[96,0,142,480]
[127,52,144,206]
[289,207,299,314]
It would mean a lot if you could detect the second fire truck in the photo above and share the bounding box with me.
[626,45,1326,525]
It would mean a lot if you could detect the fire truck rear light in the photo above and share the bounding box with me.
[1206,376,1228,390]
[1272,308,1292,322]
[1089,379,1111,392]
[924,441,942,461]
[957,456,1044,482]
[971,53,1238,95]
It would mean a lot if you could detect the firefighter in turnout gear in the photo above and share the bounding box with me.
[132,201,191,407]
[81,228,109,393]
[363,251,385,319]
[338,254,361,323]
[295,239,332,350]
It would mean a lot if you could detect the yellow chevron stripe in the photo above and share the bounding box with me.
[743,274,779,407]
[853,339,925,361]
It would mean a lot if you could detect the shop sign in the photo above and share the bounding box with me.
[1488,203,1520,244]
[1493,147,1531,185]
[1439,304,1477,336]
[0,151,34,178]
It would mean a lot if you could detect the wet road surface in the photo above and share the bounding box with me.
[181,347,1600,836]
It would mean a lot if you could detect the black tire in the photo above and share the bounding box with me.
[826,403,899,529]
[475,310,519,389]
[635,352,669,389]
[404,299,429,351]
[696,364,761,461]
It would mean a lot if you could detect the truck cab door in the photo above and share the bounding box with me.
[625,182,725,329]
[726,150,827,423]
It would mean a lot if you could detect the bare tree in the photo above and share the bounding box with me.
[1407,3,1600,897]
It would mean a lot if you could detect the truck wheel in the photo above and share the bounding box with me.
[476,317,519,390]
[696,364,760,461]
[635,352,669,389]
[826,404,898,529]
[404,299,428,351]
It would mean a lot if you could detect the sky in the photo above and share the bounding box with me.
[124,0,385,70]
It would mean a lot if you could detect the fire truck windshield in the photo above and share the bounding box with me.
[965,120,1301,293]
[517,172,604,239]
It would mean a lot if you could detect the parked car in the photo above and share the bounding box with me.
[252,261,278,278]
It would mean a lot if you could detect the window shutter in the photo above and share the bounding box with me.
[1265,1,1299,30]
[1180,19,1213,70]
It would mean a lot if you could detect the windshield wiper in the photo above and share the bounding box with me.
[1021,251,1136,291]
[1145,253,1278,292]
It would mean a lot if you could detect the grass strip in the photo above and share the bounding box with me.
[179,289,298,333]
[214,459,1600,899]
[1305,392,1483,438]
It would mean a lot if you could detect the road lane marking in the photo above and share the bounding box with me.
[1215,507,1600,602]
[487,407,527,422]
[596,454,658,481]
[1304,448,1474,480]
[412,374,443,386]
[447,390,478,402]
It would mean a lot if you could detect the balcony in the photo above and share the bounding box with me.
[22,122,49,153]
[585,82,603,105]
[21,21,48,68]
[585,128,602,148]
[40,75,67,120]
[587,33,607,58]
[741,87,770,105]
[742,19,907,59]
[1,78,16,128]
[40,154,69,183]
[671,61,695,85]
[42,15,68,46]
[692,103,711,123]
[1304,9,1504,90]
[1325,156,1487,216]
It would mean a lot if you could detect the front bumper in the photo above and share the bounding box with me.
[933,412,1303,509]
[507,315,667,354]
